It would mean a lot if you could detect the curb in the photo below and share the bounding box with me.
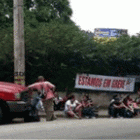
[39,110,109,118]
[39,115,109,118]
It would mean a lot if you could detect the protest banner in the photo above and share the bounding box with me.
[75,74,135,92]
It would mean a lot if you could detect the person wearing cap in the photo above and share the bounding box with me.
[37,76,57,121]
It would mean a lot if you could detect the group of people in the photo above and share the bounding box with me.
[29,75,97,121]
[28,75,57,121]
[30,75,140,120]
[108,92,140,118]
[53,91,97,119]
[63,94,97,119]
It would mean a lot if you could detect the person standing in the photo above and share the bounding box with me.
[37,76,57,121]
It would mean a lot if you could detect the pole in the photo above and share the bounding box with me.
[13,0,25,86]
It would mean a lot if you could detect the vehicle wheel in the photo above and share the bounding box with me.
[24,111,33,122]
[0,107,4,124]
[24,117,33,122]
[0,105,12,124]
[24,110,40,122]
[32,110,40,122]
[33,115,40,122]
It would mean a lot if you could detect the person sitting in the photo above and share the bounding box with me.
[135,89,140,106]
[64,95,82,119]
[109,96,125,118]
[61,93,72,105]
[108,95,120,118]
[121,95,135,118]
[53,92,63,110]
[114,95,136,118]
[81,94,95,118]
[125,95,140,116]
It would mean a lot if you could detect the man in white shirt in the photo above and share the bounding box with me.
[64,95,82,119]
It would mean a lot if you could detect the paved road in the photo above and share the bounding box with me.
[1,118,140,139]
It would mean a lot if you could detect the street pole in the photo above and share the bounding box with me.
[13,0,25,86]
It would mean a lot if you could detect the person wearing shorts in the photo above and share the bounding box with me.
[64,95,82,119]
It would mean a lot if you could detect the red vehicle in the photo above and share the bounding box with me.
[0,82,40,124]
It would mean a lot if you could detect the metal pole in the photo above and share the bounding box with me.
[13,0,25,86]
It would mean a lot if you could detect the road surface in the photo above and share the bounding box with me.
[0,118,140,139]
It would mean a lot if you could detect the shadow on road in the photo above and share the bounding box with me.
[0,118,29,125]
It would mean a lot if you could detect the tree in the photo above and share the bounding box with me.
[24,21,92,88]
[84,35,140,76]
[0,0,73,29]
[93,37,117,44]
[1,0,140,90]
[0,27,14,82]
[0,0,78,89]
[33,0,72,23]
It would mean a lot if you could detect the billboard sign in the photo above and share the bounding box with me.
[94,28,127,38]
[75,74,135,92]
[14,72,25,86]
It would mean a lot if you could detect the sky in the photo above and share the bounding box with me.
[69,0,140,36]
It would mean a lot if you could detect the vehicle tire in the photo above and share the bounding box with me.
[24,117,33,122]
[0,107,4,124]
[24,115,40,122]
[24,110,40,122]
[24,111,33,122]
[0,103,12,124]
[33,115,40,122]
[32,110,40,122]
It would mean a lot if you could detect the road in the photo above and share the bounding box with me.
[0,118,140,139]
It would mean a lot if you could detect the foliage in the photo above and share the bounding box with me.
[0,0,81,90]
[0,0,72,29]
[86,35,140,76]
[33,0,72,23]
[93,37,117,44]
[1,0,140,91]
[24,21,92,87]
[0,27,14,82]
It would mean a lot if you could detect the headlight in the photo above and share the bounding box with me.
[15,93,20,100]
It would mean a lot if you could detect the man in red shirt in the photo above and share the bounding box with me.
[38,76,57,121]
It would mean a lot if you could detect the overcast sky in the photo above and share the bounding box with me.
[69,0,140,35]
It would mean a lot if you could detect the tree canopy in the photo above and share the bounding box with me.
[85,35,140,76]
[0,0,140,90]
[0,0,73,29]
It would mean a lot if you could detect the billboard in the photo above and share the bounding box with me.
[14,72,25,85]
[94,28,127,38]
[75,74,135,92]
